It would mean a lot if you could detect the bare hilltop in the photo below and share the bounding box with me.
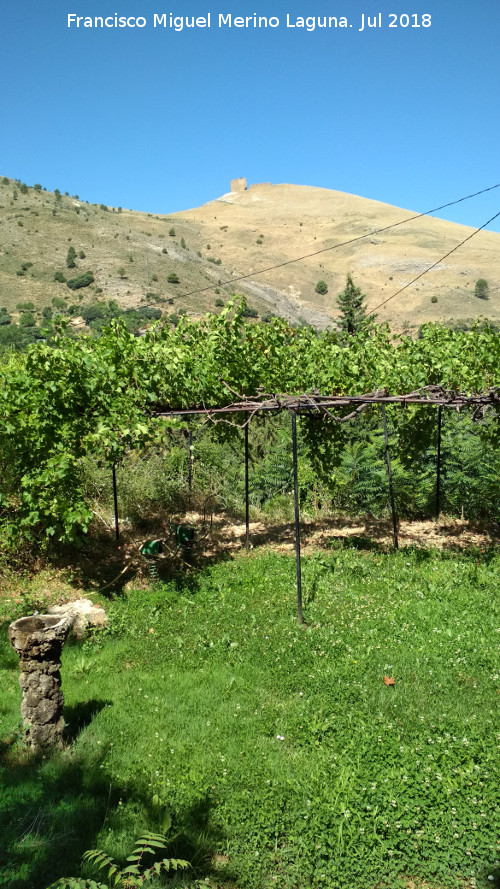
[1,175,499,333]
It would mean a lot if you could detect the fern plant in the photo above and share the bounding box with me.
[48,830,189,888]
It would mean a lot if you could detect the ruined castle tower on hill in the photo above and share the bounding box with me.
[230,177,247,193]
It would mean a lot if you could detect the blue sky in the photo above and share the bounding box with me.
[2,0,499,230]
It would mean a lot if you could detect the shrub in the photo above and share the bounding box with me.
[78,250,86,259]
[0,311,11,325]
[475,278,489,299]
[162,247,168,254]
[66,271,95,290]
[241,304,258,318]
[81,304,105,323]
[16,301,35,311]
[169,227,175,237]
[54,271,66,283]
[180,237,186,249]
[315,280,328,295]
[66,246,77,269]
[52,296,67,309]
[167,273,180,284]
[140,307,162,320]
[430,295,438,303]
[34,183,42,191]
[215,298,224,307]
[19,312,35,327]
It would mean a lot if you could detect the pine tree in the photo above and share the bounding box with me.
[336,273,375,337]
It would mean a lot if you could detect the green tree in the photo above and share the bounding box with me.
[474,278,489,300]
[167,273,179,284]
[315,280,328,295]
[66,246,77,269]
[336,273,374,337]
[19,312,36,328]
[66,271,95,290]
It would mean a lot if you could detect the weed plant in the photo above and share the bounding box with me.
[1,548,499,888]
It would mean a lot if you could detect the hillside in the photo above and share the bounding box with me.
[1,175,499,333]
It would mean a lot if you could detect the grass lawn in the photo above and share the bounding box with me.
[1,546,499,889]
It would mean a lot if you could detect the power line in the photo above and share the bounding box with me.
[166,182,500,305]
[370,209,500,314]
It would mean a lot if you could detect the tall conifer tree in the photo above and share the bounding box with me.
[336,273,375,337]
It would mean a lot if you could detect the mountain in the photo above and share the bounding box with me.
[1,176,499,333]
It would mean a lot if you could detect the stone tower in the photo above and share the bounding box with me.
[231,177,247,193]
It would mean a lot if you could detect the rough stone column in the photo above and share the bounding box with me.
[8,614,70,753]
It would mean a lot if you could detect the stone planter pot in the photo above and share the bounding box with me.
[8,614,70,753]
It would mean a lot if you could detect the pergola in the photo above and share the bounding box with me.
[113,386,500,624]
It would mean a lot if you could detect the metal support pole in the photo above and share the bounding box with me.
[244,415,250,553]
[291,412,304,624]
[112,463,120,541]
[435,405,442,523]
[381,406,398,550]
[188,430,193,508]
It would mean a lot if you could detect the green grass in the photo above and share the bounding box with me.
[1,547,499,888]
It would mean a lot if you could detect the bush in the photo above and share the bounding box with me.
[81,304,105,323]
[66,246,76,269]
[52,296,67,310]
[215,298,225,307]
[66,271,94,291]
[169,227,175,237]
[16,301,35,311]
[474,278,489,299]
[78,250,86,259]
[430,295,438,303]
[167,273,180,284]
[241,304,259,318]
[140,307,162,320]
[315,280,328,295]
[19,312,36,328]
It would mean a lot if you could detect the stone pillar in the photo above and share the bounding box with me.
[8,614,70,754]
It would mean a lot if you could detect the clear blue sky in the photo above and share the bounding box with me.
[2,0,499,230]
